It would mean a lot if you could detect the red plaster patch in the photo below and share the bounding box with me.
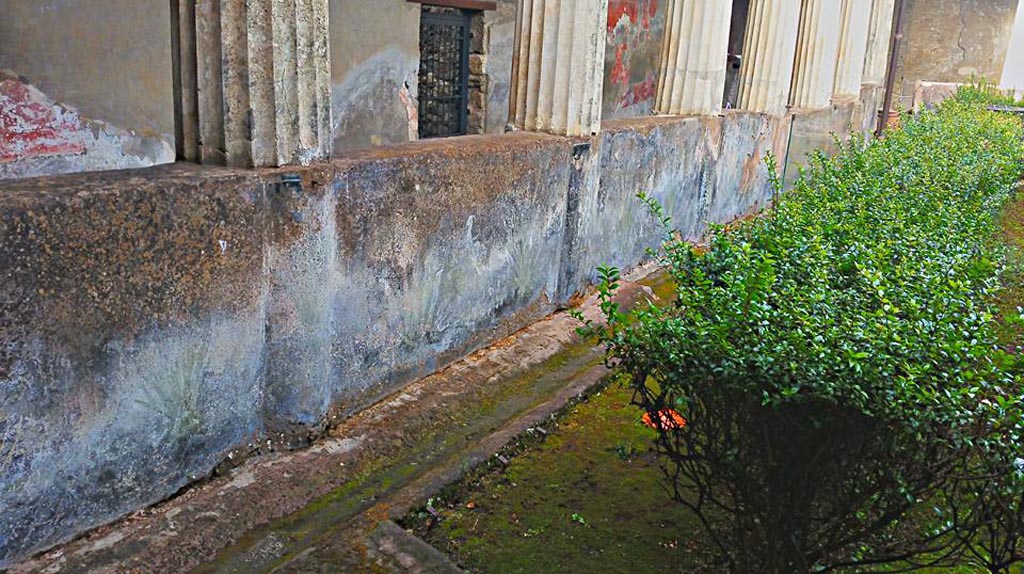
[645,0,658,29]
[610,44,631,86]
[607,0,639,32]
[608,0,655,32]
[621,75,658,108]
[1,74,86,163]
[607,0,659,94]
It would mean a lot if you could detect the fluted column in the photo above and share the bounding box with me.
[863,0,895,84]
[737,0,803,115]
[173,0,332,168]
[655,0,733,115]
[833,0,872,97]
[510,0,609,136]
[790,0,844,108]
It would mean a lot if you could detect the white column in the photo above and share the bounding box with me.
[833,0,873,97]
[174,0,331,167]
[655,0,733,116]
[790,0,844,108]
[737,0,803,115]
[862,0,895,84]
[510,0,609,136]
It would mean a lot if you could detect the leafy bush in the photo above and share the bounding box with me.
[589,92,1024,573]
[955,82,1024,108]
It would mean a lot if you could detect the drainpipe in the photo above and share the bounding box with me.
[876,0,906,138]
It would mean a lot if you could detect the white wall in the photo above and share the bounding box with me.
[1001,0,1024,92]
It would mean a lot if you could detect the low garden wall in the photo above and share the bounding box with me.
[0,106,855,566]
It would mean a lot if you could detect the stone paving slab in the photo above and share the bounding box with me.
[366,521,464,574]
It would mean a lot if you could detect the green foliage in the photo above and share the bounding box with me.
[954,82,1024,108]
[591,93,1024,573]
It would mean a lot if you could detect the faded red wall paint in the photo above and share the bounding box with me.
[607,0,658,34]
[621,76,658,109]
[607,0,639,32]
[610,44,631,87]
[1,74,86,163]
[604,0,664,118]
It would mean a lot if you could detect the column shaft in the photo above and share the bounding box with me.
[173,0,200,163]
[510,0,609,136]
[863,0,895,84]
[175,0,331,167]
[833,0,872,97]
[790,0,844,108]
[737,0,803,115]
[655,0,733,115]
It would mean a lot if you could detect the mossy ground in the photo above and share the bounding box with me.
[410,381,717,574]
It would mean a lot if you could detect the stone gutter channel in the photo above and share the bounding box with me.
[10,267,667,574]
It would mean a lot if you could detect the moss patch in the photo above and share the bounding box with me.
[411,382,717,574]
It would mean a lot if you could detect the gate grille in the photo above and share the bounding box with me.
[418,10,471,139]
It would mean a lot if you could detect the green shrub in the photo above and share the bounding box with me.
[955,82,1024,108]
[590,92,1024,573]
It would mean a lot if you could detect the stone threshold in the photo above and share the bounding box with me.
[10,265,666,574]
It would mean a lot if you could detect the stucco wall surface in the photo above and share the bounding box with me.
[0,99,867,566]
[897,0,1019,104]
[267,136,576,432]
[0,0,176,179]
[578,112,788,280]
[782,99,860,186]
[329,0,422,153]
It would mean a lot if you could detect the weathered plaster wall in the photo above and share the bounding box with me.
[0,97,869,566]
[329,0,422,152]
[579,113,787,280]
[856,83,885,138]
[0,0,176,179]
[269,136,575,430]
[0,135,574,564]
[603,0,667,120]
[896,0,1019,105]
[781,100,859,187]
[0,165,272,565]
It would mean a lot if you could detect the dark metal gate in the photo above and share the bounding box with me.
[418,9,472,139]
